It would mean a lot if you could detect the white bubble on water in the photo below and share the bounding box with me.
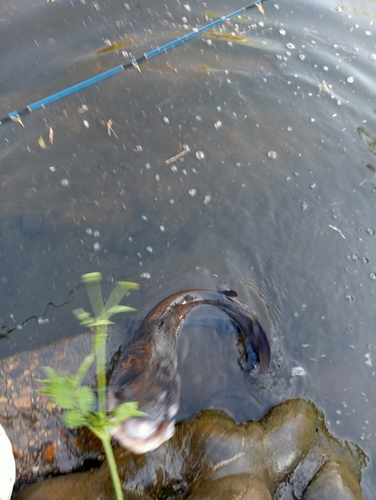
[364,353,372,367]
[146,246,153,253]
[291,366,306,377]
[369,273,376,280]
[203,195,211,205]
[267,151,278,159]
[366,227,375,235]
[188,188,197,197]
[93,242,100,251]
[196,151,205,160]
[159,225,165,232]
[86,228,93,235]
[163,117,169,124]
[347,76,354,83]
[214,120,222,129]
[61,179,69,187]
[370,54,376,61]
[279,29,286,36]
[140,272,151,279]
[93,230,100,238]
[286,42,295,49]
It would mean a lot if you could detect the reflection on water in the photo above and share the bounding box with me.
[1,0,376,497]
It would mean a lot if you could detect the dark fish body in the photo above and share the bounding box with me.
[107,289,270,453]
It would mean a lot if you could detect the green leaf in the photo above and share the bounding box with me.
[72,308,92,322]
[104,281,138,316]
[37,368,78,409]
[117,281,139,291]
[105,305,137,317]
[90,318,115,327]
[76,386,96,414]
[64,409,89,428]
[109,402,146,424]
[73,352,96,386]
[81,272,103,284]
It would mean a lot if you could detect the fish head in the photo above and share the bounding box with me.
[108,350,180,454]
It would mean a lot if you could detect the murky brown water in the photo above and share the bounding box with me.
[1,0,376,496]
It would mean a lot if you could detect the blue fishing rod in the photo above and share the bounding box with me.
[0,0,266,127]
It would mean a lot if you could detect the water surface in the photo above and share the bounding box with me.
[1,0,376,496]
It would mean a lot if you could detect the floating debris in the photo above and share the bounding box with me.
[107,119,118,138]
[329,225,345,239]
[38,135,47,149]
[204,30,256,45]
[94,39,133,55]
[165,146,190,164]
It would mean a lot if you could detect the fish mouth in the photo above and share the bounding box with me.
[111,417,175,454]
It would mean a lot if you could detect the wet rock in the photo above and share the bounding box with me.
[303,461,364,500]
[13,399,366,500]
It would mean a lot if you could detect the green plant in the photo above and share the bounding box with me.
[38,272,144,500]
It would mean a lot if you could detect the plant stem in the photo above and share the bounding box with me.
[101,436,124,500]
[95,325,108,417]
